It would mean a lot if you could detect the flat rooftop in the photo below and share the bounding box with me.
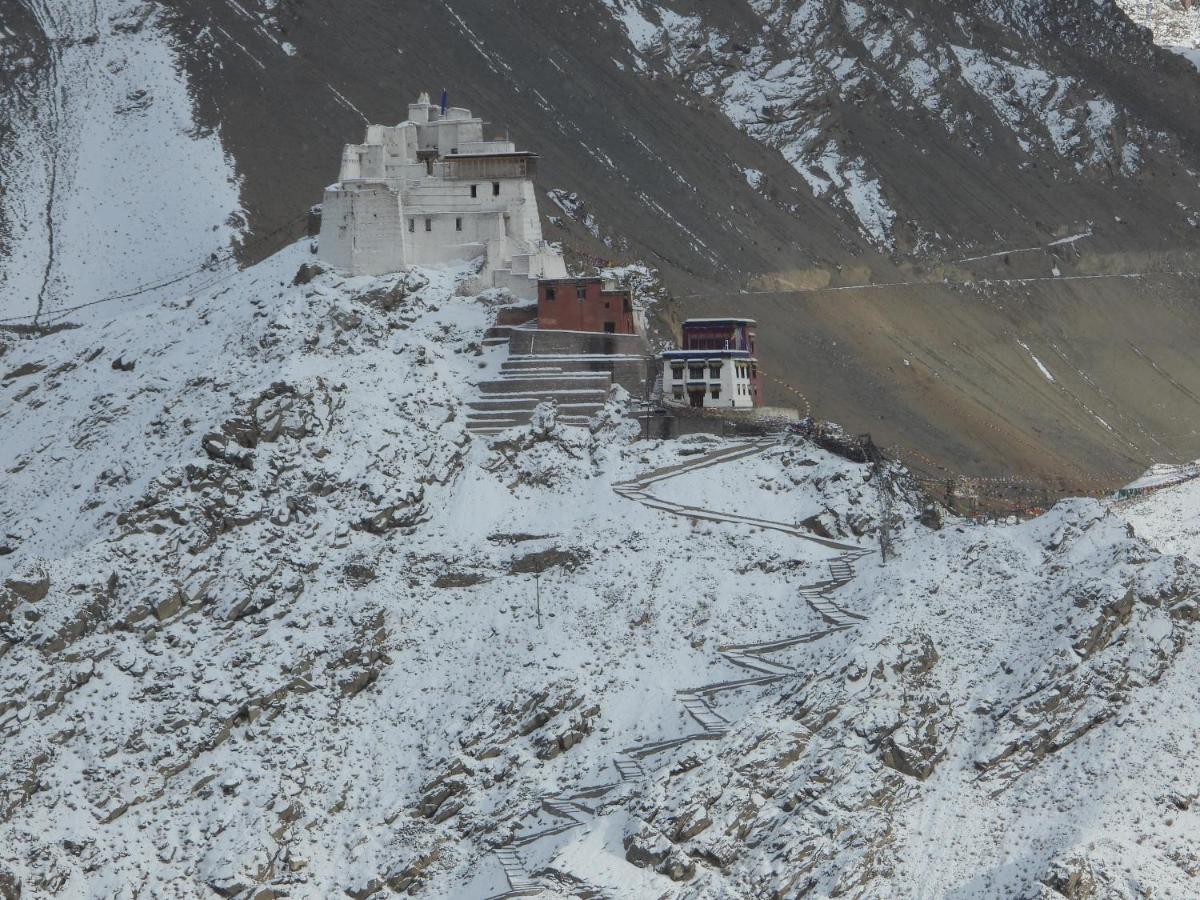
[682,317,757,326]
[661,349,754,359]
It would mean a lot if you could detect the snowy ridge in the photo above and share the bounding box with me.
[3,245,1200,897]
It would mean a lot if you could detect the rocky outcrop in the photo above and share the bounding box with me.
[4,565,48,603]
[623,822,695,882]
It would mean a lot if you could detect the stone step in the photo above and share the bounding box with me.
[467,417,594,434]
[624,733,720,759]
[493,371,610,382]
[612,755,645,782]
[469,397,606,413]
[511,819,585,846]
[719,626,852,657]
[721,650,795,676]
[684,672,788,696]
[501,357,649,373]
[468,415,600,427]
[477,376,611,395]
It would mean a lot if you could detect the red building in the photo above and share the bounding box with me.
[681,318,757,354]
[537,278,636,334]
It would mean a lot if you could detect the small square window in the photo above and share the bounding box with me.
[672,388,683,400]
[710,386,720,399]
[424,218,432,232]
[545,287,556,300]
[408,219,415,233]
[455,217,463,232]
[492,182,500,196]
[470,184,477,198]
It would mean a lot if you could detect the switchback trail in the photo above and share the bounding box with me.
[486,436,873,898]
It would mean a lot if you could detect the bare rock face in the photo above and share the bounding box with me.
[623,822,695,881]
[879,717,943,781]
[0,866,20,900]
[799,513,835,539]
[385,847,441,893]
[4,564,48,603]
[918,503,944,530]
[1038,851,1137,899]
[532,703,600,761]
[291,262,323,286]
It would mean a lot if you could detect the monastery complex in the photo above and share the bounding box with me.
[314,92,782,434]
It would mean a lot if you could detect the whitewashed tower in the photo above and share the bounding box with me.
[316,92,566,299]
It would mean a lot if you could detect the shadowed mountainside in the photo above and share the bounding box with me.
[5,0,1200,485]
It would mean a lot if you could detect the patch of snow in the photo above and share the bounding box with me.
[1017,338,1056,382]
[742,167,765,189]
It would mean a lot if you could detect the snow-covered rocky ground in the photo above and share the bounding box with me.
[1118,474,1200,561]
[1116,0,1200,52]
[2,247,1200,898]
[0,0,243,325]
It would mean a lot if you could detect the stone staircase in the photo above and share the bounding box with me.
[481,437,873,898]
[468,326,654,436]
[490,848,541,897]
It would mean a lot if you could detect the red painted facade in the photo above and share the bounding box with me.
[537,278,636,334]
[681,319,756,353]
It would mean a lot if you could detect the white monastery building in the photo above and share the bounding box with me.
[316,92,567,299]
[661,318,763,409]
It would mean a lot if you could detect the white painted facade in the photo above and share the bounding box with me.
[317,93,566,298]
[662,351,757,409]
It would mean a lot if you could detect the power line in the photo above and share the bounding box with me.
[0,212,310,328]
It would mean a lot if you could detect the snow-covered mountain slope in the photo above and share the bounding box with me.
[6,0,1200,484]
[605,0,1159,250]
[1117,472,1200,560]
[0,0,243,325]
[3,247,1199,898]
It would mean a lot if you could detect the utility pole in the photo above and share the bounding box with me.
[533,567,543,630]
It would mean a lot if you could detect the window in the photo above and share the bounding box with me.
[672,387,683,400]
[408,219,415,233]
[424,218,432,232]
[623,298,631,312]
[710,386,721,400]
[604,321,616,334]
[576,286,587,301]
[450,147,457,154]
[470,184,478,198]
[604,301,610,309]
[492,182,500,196]
[708,364,721,379]
[688,365,705,380]
[545,287,556,300]
[671,364,684,381]
[455,217,463,232]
